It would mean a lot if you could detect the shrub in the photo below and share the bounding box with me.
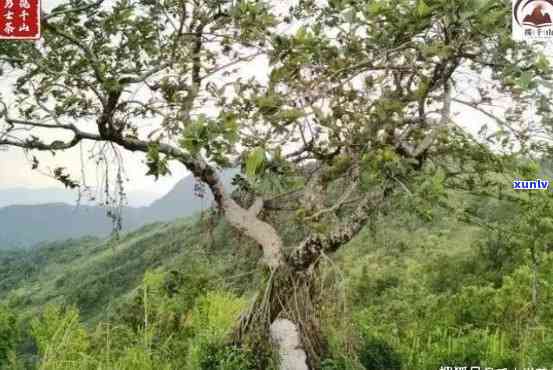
[358,336,402,370]
[30,305,92,370]
[529,336,553,368]
[321,356,361,370]
[198,342,256,370]
[186,291,248,369]
[0,305,18,365]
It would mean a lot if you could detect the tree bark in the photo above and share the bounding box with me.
[270,319,309,370]
[222,196,285,269]
[235,265,325,370]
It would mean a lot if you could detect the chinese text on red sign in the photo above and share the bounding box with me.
[0,0,40,40]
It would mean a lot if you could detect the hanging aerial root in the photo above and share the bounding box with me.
[233,265,327,369]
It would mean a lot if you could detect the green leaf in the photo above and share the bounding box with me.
[517,71,533,90]
[416,0,431,17]
[344,8,357,23]
[146,143,171,180]
[295,26,308,43]
[278,108,304,122]
[245,147,266,178]
[223,115,239,143]
[367,2,382,15]
[536,54,550,73]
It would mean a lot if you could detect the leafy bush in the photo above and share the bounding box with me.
[0,305,18,365]
[198,342,256,370]
[186,291,247,369]
[30,305,92,370]
[529,336,553,368]
[358,336,402,370]
[321,356,361,370]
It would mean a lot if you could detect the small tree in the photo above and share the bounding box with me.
[1,0,552,368]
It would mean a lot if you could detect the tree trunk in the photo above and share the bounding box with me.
[185,168,382,369]
[222,196,284,269]
[270,319,309,370]
[227,191,383,368]
[234,265,326,370]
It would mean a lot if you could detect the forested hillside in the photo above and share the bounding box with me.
[2,175,553,369]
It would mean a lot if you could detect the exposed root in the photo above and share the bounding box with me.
[233,265,327,369]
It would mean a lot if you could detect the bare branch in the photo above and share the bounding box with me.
[452,97,514,134]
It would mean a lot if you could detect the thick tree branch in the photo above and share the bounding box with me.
[288,190,384,270]
[305,168,360,222]
[248,197,265,217]
[396,79,452,159]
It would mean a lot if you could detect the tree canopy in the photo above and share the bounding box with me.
[1,0,553,368]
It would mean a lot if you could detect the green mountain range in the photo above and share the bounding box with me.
[0,170,236,249]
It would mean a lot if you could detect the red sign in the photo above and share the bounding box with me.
[0,0,40,40]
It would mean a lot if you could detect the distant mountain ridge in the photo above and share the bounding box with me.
[144,168,237,223]
[0,170,237,250]
[0,187,160,208]
[0,204,142,249]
